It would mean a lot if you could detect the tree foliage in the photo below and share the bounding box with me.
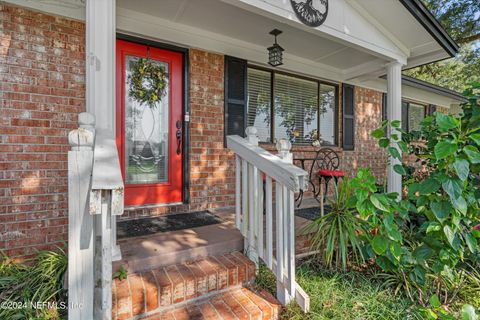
[404,0,480,92]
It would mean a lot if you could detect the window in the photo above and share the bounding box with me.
[274,74,318,144]
[247,67,338,145]
[402,101,427,132]
[247,68,271,142]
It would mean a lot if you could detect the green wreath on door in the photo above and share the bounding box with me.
[129,58,168,108]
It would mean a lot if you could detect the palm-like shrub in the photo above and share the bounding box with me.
[303,177,368,270]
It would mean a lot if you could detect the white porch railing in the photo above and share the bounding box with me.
[67,112,124,320]
[227,127,310,312]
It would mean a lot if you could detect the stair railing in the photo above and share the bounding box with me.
[227,127,310,312]
[67,112,124,320]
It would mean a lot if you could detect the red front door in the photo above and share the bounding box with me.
[116,39,183,206]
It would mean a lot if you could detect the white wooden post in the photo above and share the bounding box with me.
[89,129,125,320]
[86,0,116,135]
[276,139,295,303]
[68,115,95,320]
[246,126,259,146]
[386,62,403,198]
[93,191,113,320]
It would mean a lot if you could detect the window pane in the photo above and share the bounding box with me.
[408,103,425,132]
[124,55,169,184]
[319,84,336,145]
[247,68,271,142]
[274,74,318,144]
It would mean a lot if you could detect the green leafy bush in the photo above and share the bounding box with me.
[365,83,480,306]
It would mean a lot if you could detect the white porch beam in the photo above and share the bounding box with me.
[386,62,403,197]
[86,0,116,136]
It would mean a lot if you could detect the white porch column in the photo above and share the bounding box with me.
[386,62,403,196]
[86,0,116,136]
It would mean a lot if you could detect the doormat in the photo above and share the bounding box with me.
[295,205,332,221]
[117,211,223,239]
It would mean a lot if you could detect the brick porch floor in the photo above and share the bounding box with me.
[112,251,281,319]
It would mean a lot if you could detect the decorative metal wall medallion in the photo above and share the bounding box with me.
[291,0,328,27]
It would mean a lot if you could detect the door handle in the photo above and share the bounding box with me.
[176,120,182,155]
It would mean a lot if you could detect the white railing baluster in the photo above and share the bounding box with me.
[253,166,259,243]
[265,176,273,269]
[235,155,241,229]
[287,189,296,295]
[282,184,289,280]
[257,170,264,260]
[248,163,257,262]
[226,128,309,313]
[275,181,285,303]
[241,159,248,238]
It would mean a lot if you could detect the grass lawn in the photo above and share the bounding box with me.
[256,262,421,320]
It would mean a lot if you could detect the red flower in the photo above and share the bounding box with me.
[473,224,480,231]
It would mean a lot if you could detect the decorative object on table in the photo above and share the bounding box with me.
[267,29,284,67]
[291,0,328,27]
[312,134,323,148]
[129,53,168,108]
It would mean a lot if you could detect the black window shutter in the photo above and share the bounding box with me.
[382,93,388,135]
[427,104,437,116]
[342,84,355,150]
[382,93,388,122]
[402,102,409,132]
[224,56,247,140]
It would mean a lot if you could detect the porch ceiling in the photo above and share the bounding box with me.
[116,0,455,83]
[5,0,457,83]
[117,0,387,80]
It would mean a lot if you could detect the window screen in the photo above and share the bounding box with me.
[319,84,336,145]
[401,101,426,132]
[408,103,426,132]
[274,74,318,144]
[246,67,338,145]
[247,68,271,142]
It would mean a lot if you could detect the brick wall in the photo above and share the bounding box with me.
[188,49,236,210]
[0,4,85,259]
[342,87,388,182]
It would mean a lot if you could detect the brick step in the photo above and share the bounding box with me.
[112,251,258,320]
[142,287,282,320]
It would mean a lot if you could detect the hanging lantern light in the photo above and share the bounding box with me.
[267,29,284,67]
